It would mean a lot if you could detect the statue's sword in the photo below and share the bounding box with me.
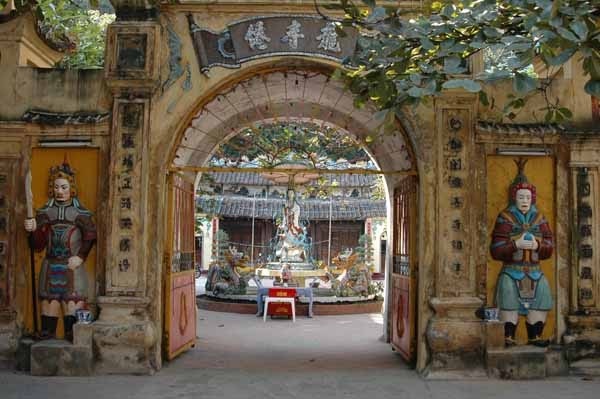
[25,170,38,335]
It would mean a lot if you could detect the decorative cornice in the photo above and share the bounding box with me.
[22,110,110,125]
[476,120,566,135]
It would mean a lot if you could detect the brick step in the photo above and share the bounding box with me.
[30,339,92,376]
[487,346,547,379]
[570,359,600,376]
[29,323,94,376]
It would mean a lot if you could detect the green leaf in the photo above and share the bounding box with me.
[584,80,600,99]
[442,79,482,92]
[443,56,465,74]
[420,37,435,50]
[407,86,424,98]
[513,72,538,94]
[506,41,533,52]
[483,27,503,38]
[542,47,576,66]
[556,26,579,42]
[409,73,422,85]
[479,91,489,107]
[557,107,573,119]
[583,54,600,80]
[441,4,455,18]
[549,17,563,29]
[470,40,485,49]
[569,20,589,41]
[423,79,437,95]
[373,109,390,122]
[366,6,387,23]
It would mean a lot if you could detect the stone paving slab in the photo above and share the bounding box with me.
[1,311,599,398]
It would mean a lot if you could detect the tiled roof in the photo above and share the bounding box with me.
[197,196,386,220]
[203,172,378,187]
[476,121,565,134]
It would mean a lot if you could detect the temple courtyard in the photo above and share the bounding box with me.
[1,310,599,399]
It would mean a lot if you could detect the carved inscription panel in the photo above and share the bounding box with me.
[0,160,15,308]
[107,99,148,294]
[575,167,598,309]
[437,108,474,296]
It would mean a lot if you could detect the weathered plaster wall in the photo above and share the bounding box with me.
[0,68,110,120]
[0,12,64,69]
[479,59,594,128]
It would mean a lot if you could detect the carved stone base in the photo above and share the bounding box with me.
[30,339,93,376]
[486,346,547,379]
[0,311,17,368]
[564,314,600,363]
[93,296,157,375]
[425,297,484,372]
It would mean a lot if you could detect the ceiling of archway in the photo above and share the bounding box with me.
[174,70,414,173]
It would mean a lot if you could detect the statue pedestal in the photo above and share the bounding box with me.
[256,267,327,287]
[264,262,316,271]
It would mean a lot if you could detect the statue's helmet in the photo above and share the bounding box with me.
[509,158,536,205]
[48,158,77,198]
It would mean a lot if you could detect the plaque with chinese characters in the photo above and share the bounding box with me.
[189,15,358,72]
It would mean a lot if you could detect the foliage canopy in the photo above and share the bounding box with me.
[210,122,373,169]
[324,0,599,123]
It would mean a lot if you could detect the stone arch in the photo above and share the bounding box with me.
[157,61,428,370]
[172,69,417,176]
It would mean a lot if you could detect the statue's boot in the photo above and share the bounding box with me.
[39,315,58,340]
[504,322,517,347]
[64,315,77,342]
[528,321,549,347]
[526,322,537,343]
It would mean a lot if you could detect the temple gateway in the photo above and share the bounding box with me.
[0,0,599,378]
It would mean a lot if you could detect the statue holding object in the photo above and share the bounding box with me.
[24,161,97,341]
[273,188,311,264]
[490,159,553,347]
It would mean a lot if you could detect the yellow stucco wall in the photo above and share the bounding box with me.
[486,156,556,343]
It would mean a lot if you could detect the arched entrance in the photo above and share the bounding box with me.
[162,65,420,365]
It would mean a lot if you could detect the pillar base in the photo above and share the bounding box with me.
[425,297,484,372]
[93,296,157,375]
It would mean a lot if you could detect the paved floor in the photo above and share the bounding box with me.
[1,310,599,399]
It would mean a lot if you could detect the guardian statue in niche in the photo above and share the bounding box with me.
[24,161,97,341]
[490,159,553,347]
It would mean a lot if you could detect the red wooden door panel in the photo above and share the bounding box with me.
[165,174,197,360]
[391,177,417,362]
